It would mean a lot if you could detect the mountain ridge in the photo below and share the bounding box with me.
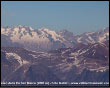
[1,40,109,86]
[1,26,109,51]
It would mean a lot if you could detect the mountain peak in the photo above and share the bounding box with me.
[38,28,50,32]
[17,25,23,27]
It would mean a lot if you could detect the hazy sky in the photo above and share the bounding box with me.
[1,1,109,34]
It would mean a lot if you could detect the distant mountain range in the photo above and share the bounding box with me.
[1,26,109,51]
[1,26,109,86]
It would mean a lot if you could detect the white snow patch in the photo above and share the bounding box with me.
[29,54,38,58]
[92,50,96,56]
[86,32,95,35]
[89,66,108,72]
[88,36,95,43]
[77,37,82,43]
[6,53,29,65]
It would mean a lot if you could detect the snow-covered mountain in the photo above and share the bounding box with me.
[1,25,109,51]
[1,40,109,86]
[75,27,109,44]
[1,25,66,51]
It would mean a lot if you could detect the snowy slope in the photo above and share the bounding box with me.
[75,27,109,44]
